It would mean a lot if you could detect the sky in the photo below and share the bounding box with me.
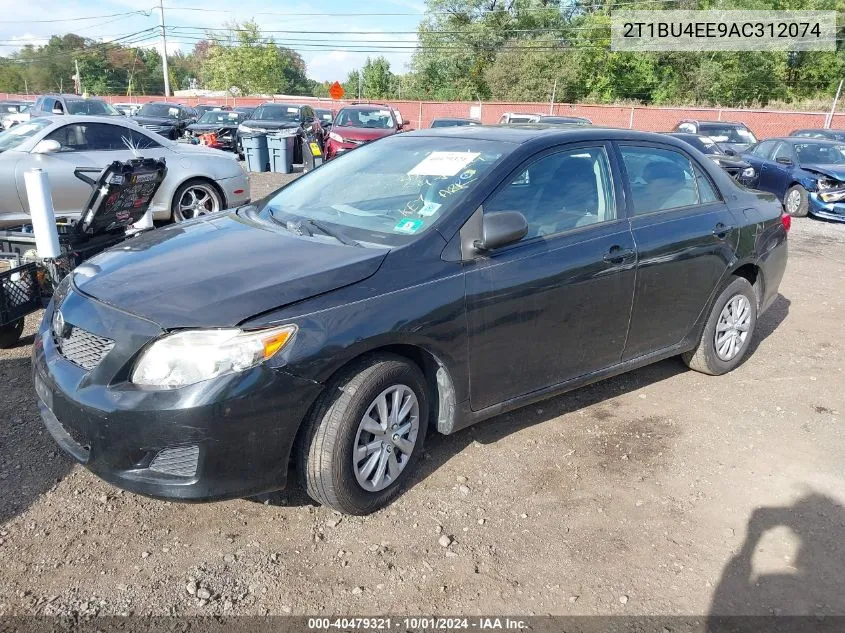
[0,0,426,82]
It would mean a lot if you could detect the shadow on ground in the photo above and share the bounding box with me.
[708,493,845,633]
[0,356,74,524]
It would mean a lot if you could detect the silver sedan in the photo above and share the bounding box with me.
[0,115,250,227]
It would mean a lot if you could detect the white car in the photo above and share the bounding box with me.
[0,115,250,227]
[113,103,142,117]
[2,104,34,130]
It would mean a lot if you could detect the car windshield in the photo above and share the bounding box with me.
[699,125,757,144]
[1,103,25,113]
[335,108,394,129]
[258,136,510,247]
[251,105,300,122]
[0,118,53,152]
[431,119,476,128]
[199,111,243,124]
[137,103,181,118]
[316,110,333,122]
[507,115,533,123]
[794,142,845,164]
[66,100,119,116]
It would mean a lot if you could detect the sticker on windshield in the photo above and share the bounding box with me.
[394,218,425,234]
[408,152,481,177]
[418,200,442,217]
[287,107,299,113]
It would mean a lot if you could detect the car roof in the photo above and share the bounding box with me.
[339,103,393,111]
[433,117,477,122]
[257,102,301,109]
[404,124,695,147]
[692,120,748,127]
[770,136,843,145]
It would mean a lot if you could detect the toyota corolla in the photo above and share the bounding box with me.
[33,126,788,515]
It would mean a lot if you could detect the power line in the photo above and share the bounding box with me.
[0,10,152,24]
[3,29,160,63]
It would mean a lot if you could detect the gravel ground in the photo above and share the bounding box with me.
[1,175,844,617]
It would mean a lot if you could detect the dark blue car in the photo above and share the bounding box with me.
[742,137,845,221]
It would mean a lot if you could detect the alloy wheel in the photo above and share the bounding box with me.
[714,294,752,361]
[786,189,801,215]
[352,385,420,492]
[177,184,220,221]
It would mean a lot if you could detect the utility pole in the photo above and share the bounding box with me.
[825,79,842,129]
[74,60,81,95]
[159,0,171,98]
[549,78,557,115]
[357,71,362,100]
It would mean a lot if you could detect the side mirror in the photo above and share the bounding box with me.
[32,139,61,154]
[51,108,64,115]
[776,156,793,166]
[474,211,528,251]
[723,147,737,156]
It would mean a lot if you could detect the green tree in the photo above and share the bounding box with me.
[203,20,311,95]
[362,56,394,98]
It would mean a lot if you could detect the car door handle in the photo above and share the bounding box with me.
[602,246,636,264]
[712,223,734,238]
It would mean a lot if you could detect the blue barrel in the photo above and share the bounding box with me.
[268,134,295,174]
[242,133,270,172]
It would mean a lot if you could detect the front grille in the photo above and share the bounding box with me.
[54,326,115,371]
[347,139,368,146]
[142,125,168,133]
[149,445,199,477]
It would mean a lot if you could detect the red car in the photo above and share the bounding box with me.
[326,104,406,159]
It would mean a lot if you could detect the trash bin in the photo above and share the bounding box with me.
[267,133,295,174]
[242,133,270,172]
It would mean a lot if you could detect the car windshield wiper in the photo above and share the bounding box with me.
[306,219,361,247]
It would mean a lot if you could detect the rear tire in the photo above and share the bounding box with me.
[0,318,24,349]
[171,178,224,222]
[298,354,429,515]
[683,277,758,375]
[784,185,809,217]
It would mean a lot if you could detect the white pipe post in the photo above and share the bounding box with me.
[24,169,61,259]
[825,79,843,129]
[131,208,155,232]
[628,106,635,129]
[549,79,557,115]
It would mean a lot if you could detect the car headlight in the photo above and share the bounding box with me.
[329,131,343,143]
[131,325,297,388]
[741,166,755,178]
[817,178,840,191]
[819,189,845,203]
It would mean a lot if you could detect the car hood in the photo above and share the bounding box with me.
[132,116,178,126]
[240,121,299,132]
[72,212,388,329]
[800,163,845,181]
[187,122,239,132]
[332,127,395,141]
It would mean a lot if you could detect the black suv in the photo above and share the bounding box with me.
[132,102,198,140]
[31,94,120,118]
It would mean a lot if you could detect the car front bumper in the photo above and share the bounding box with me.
[325,138,368,159]
[32,285,322,502]
[808,193,845,222]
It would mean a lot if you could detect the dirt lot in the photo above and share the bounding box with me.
[1,171,844,617]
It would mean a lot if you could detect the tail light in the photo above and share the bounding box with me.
[781,213,791,233]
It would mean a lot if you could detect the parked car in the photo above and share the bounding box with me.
[742,137,845,221]
[30,94,121,118]
[326,103,404,159]
[185,110,245,152]
[32,126,788,515]
[498,112,543,124]
[113,103,141,117]
[430,117,480,128]
[194,104,231,116]
[0,100,31,115]
[237,102,323,162]
[790,128,845,142]
[132,102,198,140]
[315,108,334,126]
[530,115,592,125]
[673,120,758,154]
[668,132,757,186]
[0,115,249,226]
[233,105,257,118]
[1,102,34,130]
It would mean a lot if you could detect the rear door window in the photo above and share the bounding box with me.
[621,146,712,214]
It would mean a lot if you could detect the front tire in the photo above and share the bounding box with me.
[682,277,758,375]
[299,354,429,515]
[784,185,809,218]
[171,179,223,222]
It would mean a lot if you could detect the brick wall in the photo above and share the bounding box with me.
[4,93,842,138]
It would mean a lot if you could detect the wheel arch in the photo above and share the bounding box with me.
[729,261,764,309]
